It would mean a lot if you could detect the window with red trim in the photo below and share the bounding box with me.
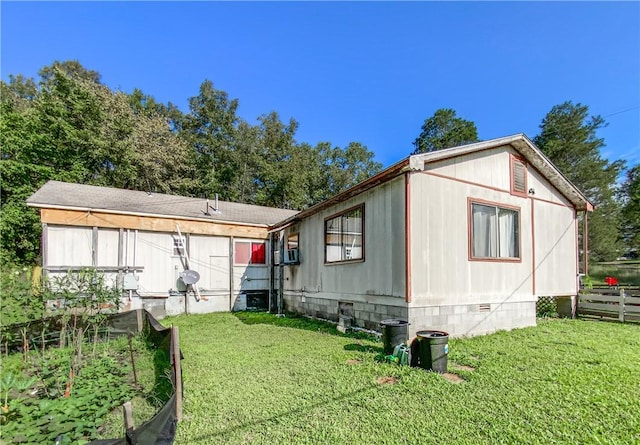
[234,241,266,265]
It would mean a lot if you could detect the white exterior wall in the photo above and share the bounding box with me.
[532,198,578,295]
[408,146,578,337]
[42,224,271,316]
[47,226,93,267]
[282,177,406,327]
[409,166,533,307]
[96,229,119,267]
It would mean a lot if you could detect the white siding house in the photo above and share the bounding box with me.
[27,181,297,317]
[270,134,592,337]
[28,134,592,338]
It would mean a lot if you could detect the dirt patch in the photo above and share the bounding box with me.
[376,376,399,385]
[450,363,476,372]
[347,359,363,365]
[442,373,464,384]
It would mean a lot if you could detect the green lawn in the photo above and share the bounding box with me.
[167,313,640,445]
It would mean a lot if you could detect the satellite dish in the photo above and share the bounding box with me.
[180,269,200,285]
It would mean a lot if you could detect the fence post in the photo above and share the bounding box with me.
[136,309,143,334]
[619,289,625,323]
[123,401,135,444]
[171,325,183,422]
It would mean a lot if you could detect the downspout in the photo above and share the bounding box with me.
[530,198,536,296]
[268,232,275,313]
[583,210,589,276]
[278,232,284,316]
[134,230,138,301]
[405,172,412,304]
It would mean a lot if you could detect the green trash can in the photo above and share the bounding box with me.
[380,319,409,355]
[415,330,449,373]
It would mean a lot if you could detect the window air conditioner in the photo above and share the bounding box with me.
[284,248,299,264]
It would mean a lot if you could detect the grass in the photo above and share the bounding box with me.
[95,334,169,439]
[589,262,640,287]
[166,312,640,445]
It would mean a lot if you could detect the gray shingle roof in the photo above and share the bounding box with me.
[27,181,299,226]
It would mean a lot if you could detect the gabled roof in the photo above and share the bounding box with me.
[410,134,593,211]
[27,181,299,227]
[270,134,593,231]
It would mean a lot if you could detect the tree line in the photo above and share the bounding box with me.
[1,60,637,266]
[0,61,382,265]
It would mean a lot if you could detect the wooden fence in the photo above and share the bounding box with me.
[578,287,640,323]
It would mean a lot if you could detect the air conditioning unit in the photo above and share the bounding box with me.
[284,248,299,264]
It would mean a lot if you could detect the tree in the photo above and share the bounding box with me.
[0,61,195,265]
[180,80,240,199]
[253,112,302,208]
[316,141,382,200]
[619,165,640,254]
[413,108,479,154]
[533,101,625,262]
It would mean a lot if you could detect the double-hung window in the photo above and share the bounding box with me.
[173,236,186,256]
[470,200,520,261]
[324,205,364,263]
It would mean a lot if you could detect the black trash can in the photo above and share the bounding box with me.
[415,330,449,373]
[380,319,409,355]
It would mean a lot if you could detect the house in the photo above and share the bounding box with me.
[269,134,593,337]
[27,134,592,338]
[26,181,297,317]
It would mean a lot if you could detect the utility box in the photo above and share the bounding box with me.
[123,273,139,291]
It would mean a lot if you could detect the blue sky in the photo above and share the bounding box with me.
[2,2,639,170]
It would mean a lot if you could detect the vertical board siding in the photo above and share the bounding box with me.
[47,226,93,266]
[97,229,120,266]
[283,176,406,304]
[423,147,512,192]
[135,231,175,294]
[410,145,578,307]
[533,202,577,295]
[410,172,533,306]
[188,235,230,292]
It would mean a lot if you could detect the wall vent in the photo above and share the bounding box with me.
[479,303,491,312]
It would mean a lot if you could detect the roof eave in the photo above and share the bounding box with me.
[269,158,411,231]
[26,202,272,228]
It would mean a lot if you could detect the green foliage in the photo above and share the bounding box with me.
[619,165,640,253]
[534,101,625,262]
[0,345,136,444]
[0,266,45,327]
[413,108,479,154]
[0,62,195,266]
[2,61,384,265]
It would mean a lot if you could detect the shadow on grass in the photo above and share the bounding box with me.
[139,333,174,407]
[186,382,381,443]
[233,311,380,342]
[343,343,383,354]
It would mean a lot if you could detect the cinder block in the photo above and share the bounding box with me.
[353,302,366,312]
[439,305,455,316]
[447,314,463,326]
